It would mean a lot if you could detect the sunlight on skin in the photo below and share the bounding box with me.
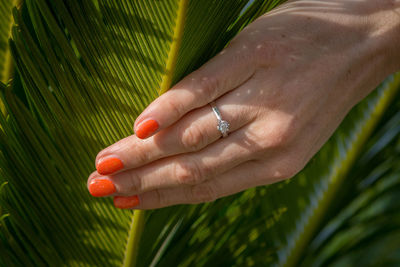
[88,0,400,209]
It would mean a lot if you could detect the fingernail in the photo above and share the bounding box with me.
[114,195,140,209]
[135,119,159,139]
[96,157,124,175]
[89,179,116,197]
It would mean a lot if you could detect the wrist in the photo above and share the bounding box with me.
[334,0,400,102]
[367,0,400,73]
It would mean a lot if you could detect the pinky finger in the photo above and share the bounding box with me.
[116,160,281,210]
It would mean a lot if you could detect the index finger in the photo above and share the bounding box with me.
[134,41,256,139]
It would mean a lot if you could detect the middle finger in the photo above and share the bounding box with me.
[89,126,255,197]
[95,85,257,175]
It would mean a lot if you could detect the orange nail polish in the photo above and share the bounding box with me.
[97,157,124,175]
[114,195,140,209]
[135,119,159,139]
[89,179,116,197]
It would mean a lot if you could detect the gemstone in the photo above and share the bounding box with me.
[218,120,230,134]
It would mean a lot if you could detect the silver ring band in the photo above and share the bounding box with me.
[210,101,230,138]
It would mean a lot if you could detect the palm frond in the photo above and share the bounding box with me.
[298,93,400,266]
[1,0,399,266]
[279,74,400,267]
[0,0,16,83]
[149,73,400,267]
[0,0,277,266]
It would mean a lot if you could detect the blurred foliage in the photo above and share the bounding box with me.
[300,90,400,267]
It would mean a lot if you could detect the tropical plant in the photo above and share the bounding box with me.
[0,0,400,266]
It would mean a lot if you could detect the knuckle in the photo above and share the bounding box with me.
[267,127,292,149]
[190,183,218,203]
[134,146,151,165]
[197,75,220,100]
[253,129,289,155]
[165,98,186,120]
[126,172,142,194]
[254,118,298,154]
[180,124,208,152]
[227,37,254,60]
[154,189,168,207]
[174,159,204,185]
[253,41,291,67]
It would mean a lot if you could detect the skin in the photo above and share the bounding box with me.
[88,0,400,209]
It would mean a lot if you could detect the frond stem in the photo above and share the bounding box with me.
[1,0,22,84]
[0,0,22,116]
[123,210,146,267]
[122,1,188,266]
[283,72,400,267]
[158,0,188,95]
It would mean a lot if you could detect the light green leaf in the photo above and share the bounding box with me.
[150,76,400,267]
[0,0,277,266]
[0,0,16,83]
[2,0,399,266]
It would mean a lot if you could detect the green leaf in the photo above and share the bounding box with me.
[0,0,19,115]
[300,92,400,266]
[0,0,15,83]
[279,74,400,267]
[140,72,400,267]
[2,0,399,266]
[0,0,276,266]
[148,76,400,267]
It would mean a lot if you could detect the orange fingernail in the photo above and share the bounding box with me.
[135,119,159,139]
[97,157,123,175]
[89,179,116,197]
[114,195,140,209]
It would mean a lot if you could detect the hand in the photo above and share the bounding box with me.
[87,0,400,209]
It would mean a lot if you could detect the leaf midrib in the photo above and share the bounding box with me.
[122,1,188,266]
[282,73,400,267]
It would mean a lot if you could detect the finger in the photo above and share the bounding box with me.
[115,160,279,210]
[95,85,256,174]
[87,171,117,197]
[133,41,256,139]
[101,126,256,197]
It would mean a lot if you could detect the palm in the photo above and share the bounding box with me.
[1,1,399,266]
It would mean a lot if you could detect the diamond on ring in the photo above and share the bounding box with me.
[217,120,230,137]
[210,101,230,138]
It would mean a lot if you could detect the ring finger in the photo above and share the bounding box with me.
[114,160,273,209]
[89,124,256,197]
[95,85,258,175]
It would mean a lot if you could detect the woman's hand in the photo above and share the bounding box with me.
[87,0,400,209]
